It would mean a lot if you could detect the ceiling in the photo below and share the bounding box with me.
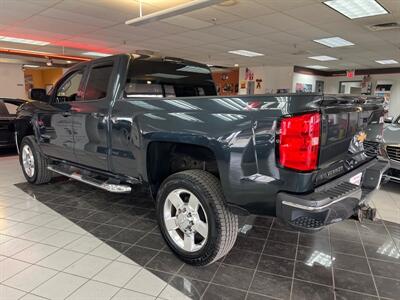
[0,0,399,70]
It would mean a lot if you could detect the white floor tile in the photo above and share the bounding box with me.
[7,211,41,222]
[89,243,121,260]
[64,235,102,253]
[32,272,87,300]
[66,280,119,300]
[12,243,58,264]
[0,234,13,245]
[0,218,18,231]
[112,288,155,300]
[41,231,81,247]
[0,238,34,256]
[20,293,48,300]
[1,223,38,237]
[19,227,59,243]
[124,269,168,296]
[4,265,57,292]
[37,249,84,271]
[94,261,141,287]
[24,213,59,226]
[116,254,139,265]
[0,258,30,282]
[0,284,26,299]
[64,255,111,278]
[44,218,76,231]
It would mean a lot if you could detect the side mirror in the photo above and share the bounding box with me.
[384,117,394,124]
[29,88,49,102]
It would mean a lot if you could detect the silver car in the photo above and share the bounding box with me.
[382,116,400,182]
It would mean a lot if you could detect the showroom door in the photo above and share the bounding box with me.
[70,57,118,171]
[37,68,86,163]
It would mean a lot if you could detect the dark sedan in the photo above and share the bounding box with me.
[0,98,28,149]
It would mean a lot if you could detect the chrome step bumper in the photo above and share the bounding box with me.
[48,165,132,193]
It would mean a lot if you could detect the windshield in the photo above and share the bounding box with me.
[125,58,217,98]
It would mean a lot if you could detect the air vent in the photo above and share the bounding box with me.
[367,22,400,31]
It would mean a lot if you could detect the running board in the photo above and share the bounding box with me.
[47,165,132,193]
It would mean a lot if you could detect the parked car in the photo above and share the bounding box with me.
[381,115,400,182]
[15,54,389,265]
[0,98,28,149]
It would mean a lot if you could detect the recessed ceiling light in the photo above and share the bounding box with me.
[314,37,354,48]
[234,64,239,67]
[375,59,398,65]
[0,36,49,46]
[324,0,388,19]
[82,51,111,57]
[23,64,40,68]
[66,60,72,64]
[309,55,338,61]
[228,50,264,57]
[306,65,329,69]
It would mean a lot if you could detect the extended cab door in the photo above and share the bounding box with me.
[37,68,86,162]
[70,57,117,171]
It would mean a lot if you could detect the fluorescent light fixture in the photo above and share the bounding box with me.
[126,0,224,26]
[324,0,388,19]
[23,64,40,68]
[228,50,264,57]
[0,36,49,46]
[314,37,354,48]
[375,59,398,65]
[309,55,338,61]
[82,51,111,57]
[306,65,329,69]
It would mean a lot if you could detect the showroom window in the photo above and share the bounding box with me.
[84,64,113,101]
[55,71,84,103]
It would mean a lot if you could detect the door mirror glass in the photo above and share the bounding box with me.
[384,117,394,123]
[29,88,49,102]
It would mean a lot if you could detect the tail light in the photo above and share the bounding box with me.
[278,112,321,172]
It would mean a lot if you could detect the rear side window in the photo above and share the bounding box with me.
[84,64,113,101]
[124,59,216,98]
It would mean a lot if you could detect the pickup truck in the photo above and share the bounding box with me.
[15,53,389,266]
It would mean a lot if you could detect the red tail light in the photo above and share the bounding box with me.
[279,112,321,172]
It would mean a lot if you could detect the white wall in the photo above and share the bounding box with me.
[0,63,26,98]
[238,66,293,94]
[291,73,326,92]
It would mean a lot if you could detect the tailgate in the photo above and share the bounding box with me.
[315,95,384,186]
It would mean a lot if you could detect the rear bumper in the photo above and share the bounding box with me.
[276,158,389,231]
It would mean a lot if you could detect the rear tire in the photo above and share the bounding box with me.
[156,169,238,266]
[19,136,52,184]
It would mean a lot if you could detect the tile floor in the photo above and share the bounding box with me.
[0,152,399,300]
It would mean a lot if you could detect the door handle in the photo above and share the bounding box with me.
[62,111,72,117]
[91,112,105,118]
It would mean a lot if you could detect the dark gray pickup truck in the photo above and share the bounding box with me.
[15,53,388,265]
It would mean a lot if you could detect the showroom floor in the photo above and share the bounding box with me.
[0,152,399,300]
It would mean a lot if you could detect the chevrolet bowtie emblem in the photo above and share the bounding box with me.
[356,132,367,143]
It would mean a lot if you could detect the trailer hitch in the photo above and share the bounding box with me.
[355,205,377,222]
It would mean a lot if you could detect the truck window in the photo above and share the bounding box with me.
[84,64,113,101]
[124,59,216,98]
[56,71,83,103]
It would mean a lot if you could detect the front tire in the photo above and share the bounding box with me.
[19,136,52,184]
[156,170,238,266]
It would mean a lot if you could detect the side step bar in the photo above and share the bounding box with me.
[48,165,132,194]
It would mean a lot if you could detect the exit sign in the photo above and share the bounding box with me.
[346,70,355,78]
